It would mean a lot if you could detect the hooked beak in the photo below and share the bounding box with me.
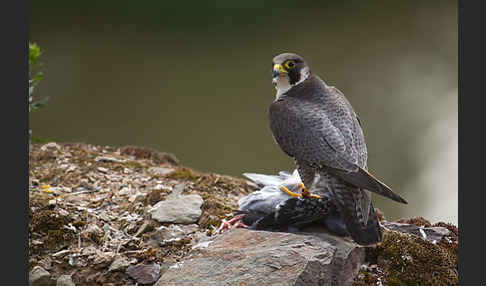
[272,64,288,85]
[273,64,288,78]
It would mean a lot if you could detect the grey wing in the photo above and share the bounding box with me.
[269,96,360,172]
[328,86,367,168]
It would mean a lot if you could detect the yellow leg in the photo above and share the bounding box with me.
[280,185,302,198]
[280,184,321,199]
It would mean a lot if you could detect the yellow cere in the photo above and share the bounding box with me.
[273,64,287,74]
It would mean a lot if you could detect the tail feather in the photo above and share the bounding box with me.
[343,201,382,246]
[324,173,382,245]
[325,166,408,204]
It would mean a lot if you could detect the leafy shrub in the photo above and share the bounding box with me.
[29,42,48,113]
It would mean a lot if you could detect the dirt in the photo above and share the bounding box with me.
[29,142,254,285]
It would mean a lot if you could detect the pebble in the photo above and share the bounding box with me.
[118,186,131,195]
[149,194,203,224]
[97,167,109,173]
[108,256,131,272]
[126,263,161,284]
[56,275,75,286]
[129,192,146,203]
[29,266,51,286]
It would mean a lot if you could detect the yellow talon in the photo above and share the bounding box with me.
[280,184,321,199]
[298,183,321,199]
[279,186,302,198]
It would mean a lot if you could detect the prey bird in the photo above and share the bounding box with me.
[218,170,349,236]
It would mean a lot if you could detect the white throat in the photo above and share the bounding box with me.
[274,76,292,99]
[274,66,310,99]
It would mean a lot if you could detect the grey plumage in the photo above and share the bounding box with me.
[268,52,406,245]
[239,170,301,216]
[237,170,347,235]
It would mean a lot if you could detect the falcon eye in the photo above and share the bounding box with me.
[285,60,296,69]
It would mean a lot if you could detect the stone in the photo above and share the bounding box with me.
[381,221,450,242]
[129,191,146,203]
[149,194,203,224]
[108,256,132,272]
[92,251,116,267]
[155,228,364,286]
[118,186,131,195]
[38,257,52,270]
[29,266,51,286]
[126,264,161,284]
[56,275,75,286]
[148,167,175,176]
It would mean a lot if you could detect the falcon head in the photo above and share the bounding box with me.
[272,52,311,96]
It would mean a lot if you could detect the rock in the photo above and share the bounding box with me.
[152,224,200,242]
[118,186,132,195]
[40,142,60,151]
[108,256,132,272]
[81,246,98,256]
[381,221,450,242]
[38,257,52,270]
[56,275,75,286]
[126,263,161,284]
[29,266,51,286]
[83,224,103,237]
[92,251,116,267]
[95,156,126,163]
[129,191,146,203]
[155,228,364,286]
[149,194,203,224]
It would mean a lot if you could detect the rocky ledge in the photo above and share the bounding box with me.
[29,142,458,286]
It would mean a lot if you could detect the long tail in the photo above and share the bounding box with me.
[324,166,407,204]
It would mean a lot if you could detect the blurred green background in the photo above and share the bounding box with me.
[29,0,457,224]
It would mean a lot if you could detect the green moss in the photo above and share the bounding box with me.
[354,268,380,286]
[386,277,408,286]
[31,136,54,144]
[201,198,232,216]
[378,230,458,286]
[30,208,75,254]
[119,145,179,165]
[89,231,104,245]
[124,161,144,170]
[46,229,74,250]
[166,167,200,180]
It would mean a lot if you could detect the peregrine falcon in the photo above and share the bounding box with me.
[268,52,407,245]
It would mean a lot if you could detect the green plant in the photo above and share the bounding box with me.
[29,42,49,143]
[29,42,48,113]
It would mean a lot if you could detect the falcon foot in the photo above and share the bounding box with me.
[279,183,321,199]
[299,182,321,199]
[216,214,248,234]
[279,185,301,198]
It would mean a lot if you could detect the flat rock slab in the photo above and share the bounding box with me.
[155,228,364,286]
